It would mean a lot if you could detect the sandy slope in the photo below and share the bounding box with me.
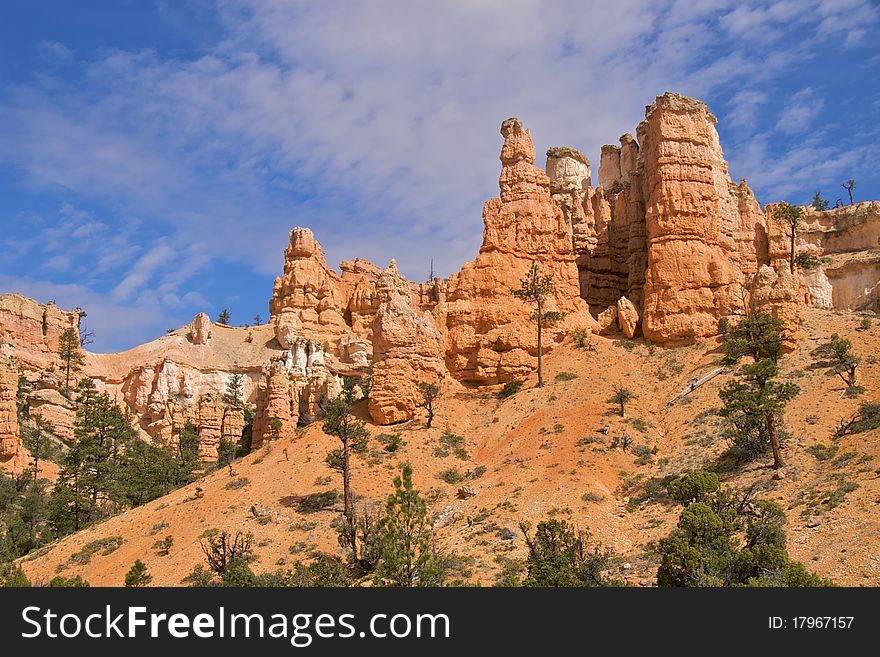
[19,307,879,586]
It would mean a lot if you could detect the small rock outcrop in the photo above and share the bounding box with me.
[616,296,640,339]
[269,227,349,346]
[750,265,801,351]
[190,313,212,345]
[369,262,447,425]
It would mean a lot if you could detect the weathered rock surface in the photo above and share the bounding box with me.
[616,296,640,339]
[771,201,880,311]
[0,295,81,371]
[596,305,618,334]
[190,313,212,345]
[640,93,765,343]
[27,388,76,442]
[750,265,801,351]
[443,117,597,383]
[252,339,342,447]
[0,357,27,473]
[369,262,447,425]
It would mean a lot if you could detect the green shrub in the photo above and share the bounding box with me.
[572,328,595,351]
[296,490,339,513]
[795,252,820,270]
[438,468,463,484]
[666,471,720,505]
[497,381,523,399]
[376,433,405,453]
[520,519,616,587]
[807,444,838,461]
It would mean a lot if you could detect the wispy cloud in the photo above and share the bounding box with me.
[0,0,877,350]
[776,87,825,135]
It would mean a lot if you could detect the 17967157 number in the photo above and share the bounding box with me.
[769,617,854,629]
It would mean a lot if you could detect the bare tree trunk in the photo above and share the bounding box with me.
[536,300,544,387]
[767,414,784,469]
[342,439,352,519]
[789,227,796,274]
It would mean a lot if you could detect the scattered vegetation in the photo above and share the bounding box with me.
[438,468,464,484]
[376,432,405,453]
[572,328,595,351]
[657,472,831,587]
[608,386,633,418]
[497,380,523,399]
[68,536,125,565]
[124,560,153,587]
[519,519,616,587]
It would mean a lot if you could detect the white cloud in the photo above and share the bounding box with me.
[726,90,769,130]
[776,87,825,135]
[0,0,877,349]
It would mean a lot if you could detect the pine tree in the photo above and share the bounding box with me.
[811,192,829,211]
[223,373,245,409]
[21,415,55,482]
[418,382,439,428]
[217,308,231,325]
[48,379,137,535]
[374,465,445,587]
[57,327,85,395]
[771,203,805,274]
[720,317,798,470]
[520,519,613,587]
[814,333,860,390]
[323,381,369,536]
[657,472,830,587]
[511,262,565,387]
[124,559,153,587]
[176,422,201,481]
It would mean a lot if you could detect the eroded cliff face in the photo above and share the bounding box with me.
[0,296,343,459]
[637,93,768,343]
[0,357,27,474]
[442,117,597,383]
[768,201,880,312]
[0,295,81,371]
[1,90,878,441]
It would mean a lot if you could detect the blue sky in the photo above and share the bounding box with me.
[1,0,878,352]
